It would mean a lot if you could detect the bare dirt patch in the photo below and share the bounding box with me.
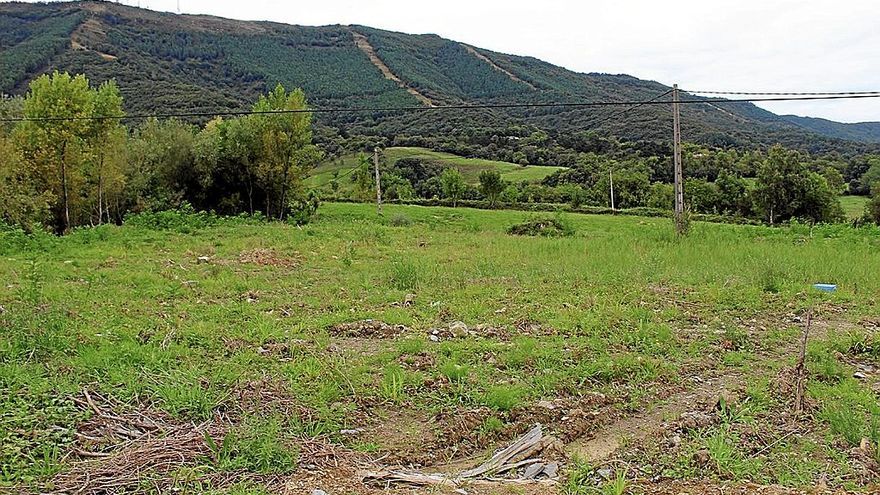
[350,29,435,106]
[567,373,745,463]
[330,320,411,339]
[239,248,301,268]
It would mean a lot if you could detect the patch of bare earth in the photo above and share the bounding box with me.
[566,373,745,463]
[350,29,435,106]
[330,320,411,339]
[239,247,302,268]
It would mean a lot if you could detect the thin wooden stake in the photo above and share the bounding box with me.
[794,309,812,416]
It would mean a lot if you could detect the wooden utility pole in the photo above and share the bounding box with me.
[609,168,615,211]
[373,147,383,215]
[672,84,685,235]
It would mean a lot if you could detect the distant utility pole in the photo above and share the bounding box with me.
[609,168,615,211]
[373,147,383,215]
[672,84,685,235]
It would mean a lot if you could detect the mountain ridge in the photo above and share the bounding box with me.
[2,0,879,151]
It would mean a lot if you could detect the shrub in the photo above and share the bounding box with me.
[287,190,320,225]
[507,214,575,237]
[389,213,413,227]
[124,202,217,233]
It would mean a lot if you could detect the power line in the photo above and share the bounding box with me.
[590,88,674,129]
[3,93,880,123]
[684,90,880,96]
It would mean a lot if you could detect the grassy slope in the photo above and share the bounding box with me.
[2,204,879,491]
[840,195,869,220]
[306,146,566,189]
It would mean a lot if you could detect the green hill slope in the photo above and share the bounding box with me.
[306,147,565,197]
[0,0,875,152]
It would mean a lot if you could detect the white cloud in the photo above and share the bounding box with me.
[9,0,880,122]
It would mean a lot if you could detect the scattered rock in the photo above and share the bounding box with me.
[693,449,711,467]
[679,411,714,432]
[854,371,868,380]
[668,434,682,448]
[311,489,328,495]
[597,467,613,479]
[449,321,469,338]
[404,293,416,307]
[197,256,210,264]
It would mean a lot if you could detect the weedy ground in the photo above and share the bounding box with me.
[1,203,879,494]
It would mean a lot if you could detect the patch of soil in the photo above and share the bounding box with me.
[239,248,301,268]
[567,373,745,463]
[330,320,411,339]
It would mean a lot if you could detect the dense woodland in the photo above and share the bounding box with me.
[2,73,880,235]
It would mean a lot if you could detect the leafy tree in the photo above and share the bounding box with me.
[866,191,880,225]
[85,80,126,224]
[127,118,197,210]
[685,178,720,214]
[715,170,752,217]
[0,135,51,230]
[17,71,95,232]
[251,84,320,220]
[861,159,880,195]
[222,116,260,214]
[753,146,842,224]
[478,169,505,207]
[590,169,650,209]
[646,182,673,210]
[440,168,466,207]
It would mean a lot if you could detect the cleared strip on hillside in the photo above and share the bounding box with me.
[350,30,435,107]
[462,44,536,90]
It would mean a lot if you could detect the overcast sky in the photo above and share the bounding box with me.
[13,0,880,123]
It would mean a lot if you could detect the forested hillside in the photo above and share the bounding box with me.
[2,0,878,153]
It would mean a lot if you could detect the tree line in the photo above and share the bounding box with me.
[0,72,320,233]
[323,143,880,226]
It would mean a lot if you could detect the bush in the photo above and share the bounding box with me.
[287,190,320,226]
[389,213,413,227]
[507,214,575,237]
[124,203,218,233]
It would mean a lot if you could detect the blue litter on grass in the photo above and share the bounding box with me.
[813,284,837,292]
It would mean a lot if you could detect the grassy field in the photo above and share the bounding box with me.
[306,147,566,191]
[2,203,879,494]
[841,195,870,220]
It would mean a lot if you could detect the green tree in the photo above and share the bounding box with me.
[866,190,880,225]
[715,170,752,217]
[17,71,95,232]
[251,84,319,220]
[223,116,260,214]
[478,169,505,207]
[85,80,125,224]
[861,159,880,195]
[646,182,674,210]
[0,135,51,230]
[753,146,842,224]
[440,168,466,207]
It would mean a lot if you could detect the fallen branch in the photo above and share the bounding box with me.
[362,425,560,488]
